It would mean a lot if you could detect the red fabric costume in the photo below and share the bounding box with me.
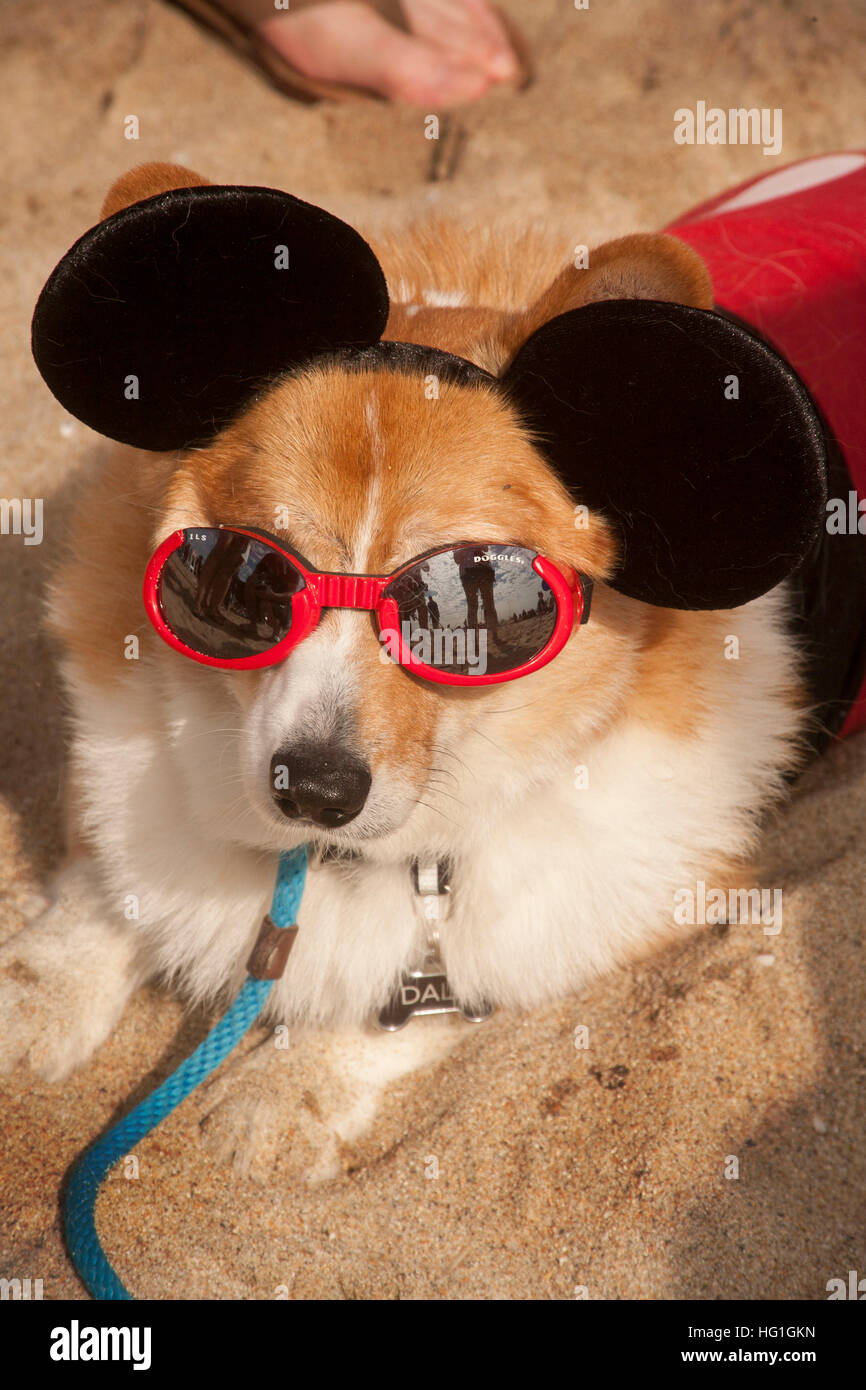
[667,153,866,740]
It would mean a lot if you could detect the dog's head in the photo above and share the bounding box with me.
[33,164,826,859]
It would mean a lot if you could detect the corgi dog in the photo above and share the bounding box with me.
[4,155,857,1179]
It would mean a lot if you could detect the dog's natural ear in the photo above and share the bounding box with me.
[522,232,714,335]
[501,235,827,610]
[32,162,389,451]
[99,162,212,219]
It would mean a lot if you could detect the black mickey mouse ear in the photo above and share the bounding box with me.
[31,184,390,451]
[502,299,828,609]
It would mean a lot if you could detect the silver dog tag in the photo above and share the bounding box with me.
[378,962,493,1031]
[376,856,493,1031]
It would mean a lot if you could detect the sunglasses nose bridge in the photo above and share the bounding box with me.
[315,573,383,611]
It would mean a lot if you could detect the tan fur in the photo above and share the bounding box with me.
[370,219,571,314]
[374,223,713,372]
[47,449,176,687]
[100,163,210,220]
[519,232,714,337]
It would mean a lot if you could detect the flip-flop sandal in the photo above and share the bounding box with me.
[167,0,533,104]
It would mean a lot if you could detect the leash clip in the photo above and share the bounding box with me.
[247,914,298,980]
[412,856,452,897]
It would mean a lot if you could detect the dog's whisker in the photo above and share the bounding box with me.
[422,767,464,789]
[429,743,476,783]
[475,699,544,715]
[467,725,510,758]
[411,799,464,828]
[425,772,464,795]
[170,727,246,744]
[215,789,257,818]
[423,786,467,808]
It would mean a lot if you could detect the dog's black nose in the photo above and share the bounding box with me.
[269,745,371,828]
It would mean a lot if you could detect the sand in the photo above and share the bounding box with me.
[1,0,865,1300]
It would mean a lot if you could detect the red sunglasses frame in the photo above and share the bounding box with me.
[142,526,590,686]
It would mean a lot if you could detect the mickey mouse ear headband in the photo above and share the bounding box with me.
[31,183,390,452]
[32,181,827,610]
[501,299,828,609]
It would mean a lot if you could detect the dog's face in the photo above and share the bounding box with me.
[154,359,620,858]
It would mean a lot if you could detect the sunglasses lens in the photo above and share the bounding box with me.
[158,529,303,660]
[383,544,558,676]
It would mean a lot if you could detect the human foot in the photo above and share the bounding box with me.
[258,0,523,105]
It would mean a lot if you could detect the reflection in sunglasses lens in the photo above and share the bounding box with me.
[383,544,557,676]
[159,529,303,659]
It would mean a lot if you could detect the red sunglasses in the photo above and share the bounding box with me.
[142,526,592,686]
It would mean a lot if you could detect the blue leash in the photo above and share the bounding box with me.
[63,845,308,1300]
